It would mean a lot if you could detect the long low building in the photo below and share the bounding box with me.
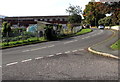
[3,15,69,27]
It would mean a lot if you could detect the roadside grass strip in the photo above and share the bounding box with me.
[88,47,119,59]
[75,29,92,35]
[110,39,120,50]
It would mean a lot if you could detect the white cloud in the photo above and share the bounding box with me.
[0,0,90,16]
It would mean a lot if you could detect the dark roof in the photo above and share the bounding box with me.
[5,15,69,19]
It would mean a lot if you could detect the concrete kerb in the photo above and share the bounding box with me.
[87,30,120,60]
[88,47,120,59]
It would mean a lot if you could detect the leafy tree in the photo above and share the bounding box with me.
[66,4,82,15]
[106,1,120,25]
[68,14,82,23]
[83,2,106,26]
[98,16,112,26]
[44,25,57,41]
[2,22,11,37]
[66,4,82,32]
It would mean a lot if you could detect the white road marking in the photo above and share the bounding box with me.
[72,50,78,52]
[22,50,30,52]
[64,40,78,44]
[47,45,55,48]
[22,45,53,52]
[79,49,84,51]
[65,51,71,54]
[48,55,54,57]
[0,66,2,68]
[30,48,40,51]
[56,53,62,55]
[6,62,18,66]
[21,59,32,63]
[42,46,47,49]
[35,57,44,60]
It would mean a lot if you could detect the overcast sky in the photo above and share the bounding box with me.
[0,0,91,17]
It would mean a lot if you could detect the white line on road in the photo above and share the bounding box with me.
[47,45,55,48]
[64,40,78,44]
[21,59,32,63]
[22,50,30,52]
[48,55,54,57]
[6,62,18,66]
[35,57,44,60]
[30,48,40,51]
[79,49,84,51]
[0,66,2,68]
[65,51,71,54]
[22,45,53,52]
[72,50,78,52]
[56,53,62,55]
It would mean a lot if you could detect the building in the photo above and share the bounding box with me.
[3,15,69,27]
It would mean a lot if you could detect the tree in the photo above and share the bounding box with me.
[44,25,57,41]
[98,16,112,26]
[106,1,120,25]
[68,14,82,23]
[2,22,11,37]
[66,4,82,33]
[83,2,107,26]
[66,4,82,15]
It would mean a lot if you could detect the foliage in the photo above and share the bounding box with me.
[66,4,82,15]
[44,26,57,41]
[83,2,106,26]
[83,1,120,26]
[98,16,112,26]
[1,37,46,48]
[68,14,82,23]
[105,1,120,25]
[2,22,11,37]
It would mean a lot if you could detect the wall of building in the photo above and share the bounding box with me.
[3,15,69,27]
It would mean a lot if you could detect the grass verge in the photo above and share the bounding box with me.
[75,29,92,35]
[110,39,120,50]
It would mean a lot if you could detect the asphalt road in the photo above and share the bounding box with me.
[1,29,119,80]
[2,29,113,65]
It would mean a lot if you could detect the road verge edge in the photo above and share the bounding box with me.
[88,47,119,59]
[87,30,119,60]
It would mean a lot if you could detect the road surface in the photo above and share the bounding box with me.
[1,29,118,80]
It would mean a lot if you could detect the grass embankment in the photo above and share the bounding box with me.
[75,29,92,35]
[0,37,47,49]
[110,39,120,50]
[1,29,92,49]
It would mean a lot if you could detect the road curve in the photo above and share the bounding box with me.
[2,29,113,65]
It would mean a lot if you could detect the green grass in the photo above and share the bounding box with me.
[0,37,47,48]
[111,39,120,50]
[75,29,92,35]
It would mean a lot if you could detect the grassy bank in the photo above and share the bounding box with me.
[110,39,120,50]
[75,29,92,35]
